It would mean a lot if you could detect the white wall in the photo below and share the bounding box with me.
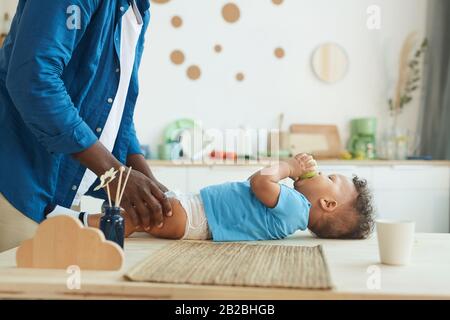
[1,1,17,16]
[136,0,428,154]
[2,0,429,155]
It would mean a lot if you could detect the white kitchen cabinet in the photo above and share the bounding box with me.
[372,166,449,190]
[373,189,449,233]
[81,161,450,233]
[186,167,259,193]
[371,166,449,233]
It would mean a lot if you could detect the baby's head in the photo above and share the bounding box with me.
[294,173,374,239]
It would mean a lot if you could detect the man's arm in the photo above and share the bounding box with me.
[73,142,122,178]
[127,154,169,193]
[125,123,168,192]
[127,122,168,192]
[6,1,170,230]
[73,142,171,230]
[6,0,100,155]
[123,123,172,220]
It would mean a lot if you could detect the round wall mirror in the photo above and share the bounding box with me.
[312,43,349,83]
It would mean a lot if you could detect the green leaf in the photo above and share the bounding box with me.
[421,39,428,48]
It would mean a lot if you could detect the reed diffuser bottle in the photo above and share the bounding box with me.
[100,204,125,249]
[95,166,132,249]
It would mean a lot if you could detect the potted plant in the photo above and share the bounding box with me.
[383,32,427,160]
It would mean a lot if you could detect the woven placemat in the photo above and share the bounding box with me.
[125,241,333,290]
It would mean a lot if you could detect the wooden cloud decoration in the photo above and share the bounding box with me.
[16,216,124,271]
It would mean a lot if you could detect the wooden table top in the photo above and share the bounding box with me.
[0,232,449,300]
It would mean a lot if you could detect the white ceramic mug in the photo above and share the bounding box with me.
[376,220,415,266]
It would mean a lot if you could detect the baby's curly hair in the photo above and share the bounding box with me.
[346,176,375,239]
[313,176,375,239]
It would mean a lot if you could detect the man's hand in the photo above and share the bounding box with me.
[125,153,172,229]
[126,154,169,193]
[286,153,317,180]
[108,168,172,231]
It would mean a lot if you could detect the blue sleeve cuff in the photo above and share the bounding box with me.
[42,120,98,154]
[128,136,142,155]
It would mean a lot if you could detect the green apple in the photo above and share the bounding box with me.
[300,171,317,180]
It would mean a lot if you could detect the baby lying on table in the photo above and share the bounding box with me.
[92,153,375,241]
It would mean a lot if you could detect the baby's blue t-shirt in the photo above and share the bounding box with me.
[200,181,311,241]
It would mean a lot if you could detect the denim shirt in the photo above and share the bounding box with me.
[0,0,151,222]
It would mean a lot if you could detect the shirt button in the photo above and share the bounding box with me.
[107,98,114,104]
[96,127,102,133]
[115,68,120,73]
[120,6,125,12]
[72,185,77,191]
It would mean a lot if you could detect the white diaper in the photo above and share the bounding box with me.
[165,191,212,240]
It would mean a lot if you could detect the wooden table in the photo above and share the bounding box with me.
[0,232,449,299]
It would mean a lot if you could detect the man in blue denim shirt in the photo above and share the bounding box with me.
[0,0,172,251]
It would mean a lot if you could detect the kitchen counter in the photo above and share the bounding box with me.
[147,159,450,167]
[0,232,449,299]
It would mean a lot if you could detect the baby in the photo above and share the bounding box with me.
[91,154,375,241]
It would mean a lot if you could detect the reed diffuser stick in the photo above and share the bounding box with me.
[118,166,132,206]
[115,166,125,207]
[106,184,112,207]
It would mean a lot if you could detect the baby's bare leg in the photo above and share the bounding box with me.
[147,198,187,239]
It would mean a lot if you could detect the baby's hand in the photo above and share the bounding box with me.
[286,153,317,180]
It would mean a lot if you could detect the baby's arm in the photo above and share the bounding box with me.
[250,154,316,208]
[87,198,187,239]
[250,162,291,208]
[87,213,137,237]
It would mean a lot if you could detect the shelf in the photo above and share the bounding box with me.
[146,159,450,168]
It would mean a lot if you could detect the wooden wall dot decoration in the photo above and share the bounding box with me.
[151,0,170,4]
[236,72,245,82]
[214,44,223,53]
[171,16,183,28]
[312,43,349,83]
[170,50,185,65]
[272,0,284,5]
[187,65,201,80]
[222,3,240,23]
[274,47,285,59]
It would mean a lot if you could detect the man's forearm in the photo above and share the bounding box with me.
[126,153,151,177]
[72,141,123,177]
